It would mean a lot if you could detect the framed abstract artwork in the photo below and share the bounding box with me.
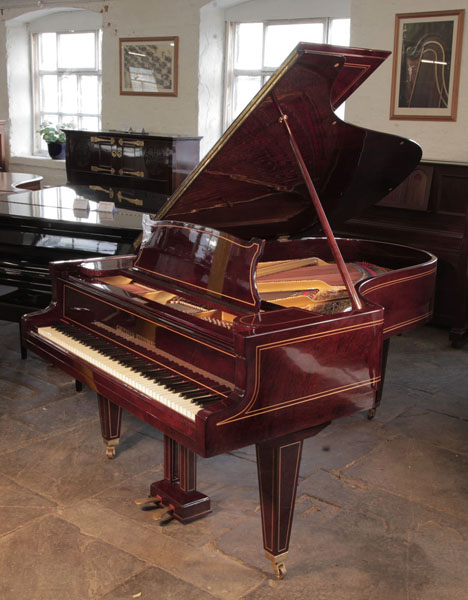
[390,10,464,120]
[120,36,178,97]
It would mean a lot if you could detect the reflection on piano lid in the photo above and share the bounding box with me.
[0,185,149,228]
[0,184,159,320]
[22,42,437,578]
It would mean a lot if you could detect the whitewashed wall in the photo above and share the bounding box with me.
[225,0,350,21]
[347,0,468,162]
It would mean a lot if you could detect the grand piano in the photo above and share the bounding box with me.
[22,43,436,578]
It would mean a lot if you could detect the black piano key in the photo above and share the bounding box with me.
[183,390,207,399]
[196,396,222,406]
[52,324,226,405]
[169,383,196,392]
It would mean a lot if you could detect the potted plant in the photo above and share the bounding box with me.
[38,121,74,159]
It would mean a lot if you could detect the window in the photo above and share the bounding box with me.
[33,29,102,153]
[226,18,350,126]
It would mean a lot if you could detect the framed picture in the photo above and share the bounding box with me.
[390,10,464,121]
[120,37,178,96]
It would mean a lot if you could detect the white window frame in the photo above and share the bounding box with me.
[225,18,350,128]
[32,28,102,155]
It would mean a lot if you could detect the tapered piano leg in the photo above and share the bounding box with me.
[256,425,328,579]
[149,435,211,523]
[97,395,122,459]
[368,338,390,419]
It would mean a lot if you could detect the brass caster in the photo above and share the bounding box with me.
[273,562,287,579]
[134,496,161,508]
[105,445,116,459]
[104,438,119,459]
[152,505,174,525]
[266,551,288,579]
[367,408,376,420]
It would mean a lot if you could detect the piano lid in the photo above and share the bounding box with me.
[156,42,422,240]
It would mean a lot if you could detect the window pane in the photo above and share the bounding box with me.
[41,75,58,112]
[60,74,78,113]
[38,32,57,70]
[58,32,96,69]
[235,23,263,69]
[80,76,100,113]
[81,116,100,130]
[264,23,324,68]
[233,76,262,118]
[329,19,350,46]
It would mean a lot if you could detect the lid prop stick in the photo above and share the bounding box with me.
[271,91,362,311]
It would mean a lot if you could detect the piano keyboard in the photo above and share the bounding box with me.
[37,324,225,421]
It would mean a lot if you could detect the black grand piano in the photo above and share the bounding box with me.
[22,43,436,578]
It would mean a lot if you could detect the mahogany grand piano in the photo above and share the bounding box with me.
[22,43,436,578]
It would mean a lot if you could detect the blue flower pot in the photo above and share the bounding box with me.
[47,141,66,160]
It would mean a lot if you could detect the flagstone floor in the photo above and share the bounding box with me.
[1,319,467,599]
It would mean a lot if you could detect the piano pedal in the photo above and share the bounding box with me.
[152,505,174,524]
[134,495,161,509]
[104,438,119,459]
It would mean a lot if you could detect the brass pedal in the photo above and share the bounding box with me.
[152,505,174,524]
[134,496,161,508]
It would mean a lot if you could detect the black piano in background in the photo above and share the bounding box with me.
[0,185,167,322]
[22,43,436,578]
[0,132,201,322]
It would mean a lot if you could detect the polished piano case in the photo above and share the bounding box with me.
[22,43,436,578]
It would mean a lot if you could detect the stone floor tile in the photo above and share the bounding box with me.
[383,406,468,454]
[342,436,468,518]
[299,469,468,538]
[60,500,264,599]
[0,414,42,454]
[14,389,98,434]
[298,419,396,476]
[0,365,75,416]
[101,566,220,600]
[0,419,164,505]
[0,515,146,600]
[0,477,56,536]
[0,352,77,388]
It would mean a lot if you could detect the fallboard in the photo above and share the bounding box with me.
[62,284,236,393]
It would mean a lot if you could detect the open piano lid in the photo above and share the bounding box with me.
[156,42,422,240]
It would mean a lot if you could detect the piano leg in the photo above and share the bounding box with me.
[256,425,328,578]
[367,338,390,419]
[149,436,211,524]
[97,395,122,459]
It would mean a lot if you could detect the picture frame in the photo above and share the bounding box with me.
[119,36,178,97]
[390,10,464,121]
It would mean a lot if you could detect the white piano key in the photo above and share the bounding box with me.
[37,326,207,421]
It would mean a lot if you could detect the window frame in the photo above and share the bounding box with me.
[32,28,102,155]
[225,17,349,128]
